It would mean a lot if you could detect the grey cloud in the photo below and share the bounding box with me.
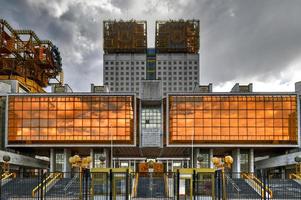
[0,0,301,91]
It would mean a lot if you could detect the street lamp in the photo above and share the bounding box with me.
[2,155,11,175]
[197,156,204,168]
[294,155,301,174]
[109,124,113,168]
[212,156,233,200]
[98,155,106,168]
[69,155,92,200]
[191,128,194,168]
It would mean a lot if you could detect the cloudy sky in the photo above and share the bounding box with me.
[1,0,301,92]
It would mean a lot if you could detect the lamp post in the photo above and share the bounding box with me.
[212,156,233,200]
[110,124,113,168]
[99,155,106,168]
[191,129,194,168]
[197,156,204,168]
[2,155,11,175]
[295,155,301,174]
[69,155,92,200]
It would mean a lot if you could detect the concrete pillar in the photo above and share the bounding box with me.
[19,167,24,178]
[209,148,214,168]
[249,148,254,173]
[90,148,94,169]
[232,148,241,176]
[281,167,286,179]
[166,160,169,172]
[50,148,55,173]
[63,148,71,178]
[104,148,110,168]
[193,148,199,168]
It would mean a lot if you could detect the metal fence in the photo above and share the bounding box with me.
[0,170,301,200]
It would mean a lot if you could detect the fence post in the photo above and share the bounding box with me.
[177,169,180,200]
[193,170,196,200]
[40,169,44,200]
[85,169,88,200]
[262,171,266,200]
[216,170,222,200]
[0,167,2,199]
[110,169,113,200]
[126,169,129,200]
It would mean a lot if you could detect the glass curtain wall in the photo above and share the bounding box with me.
[7,95,135,144]
[169,95,297,144]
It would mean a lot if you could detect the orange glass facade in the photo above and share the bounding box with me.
[7,95,135,144]
[168,95,298,144]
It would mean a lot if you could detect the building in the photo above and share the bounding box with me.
[0,19,300,179]
[103,20,200,96]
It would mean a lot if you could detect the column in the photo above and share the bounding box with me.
[50,148,55,173]
[104,148,110,168]
[249,148,254,173]
[193,148,199,168]
[166,160,169,172]
[232,148,241,177]
[90,148,94,169]
[63,148,71,178]
[209,148,214,168]
[281,167,286,179]
[19,167,24,178]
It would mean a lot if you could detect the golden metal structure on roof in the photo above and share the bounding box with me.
[156,19,199,53]
[0,19,63,92]
[103,20,147,53]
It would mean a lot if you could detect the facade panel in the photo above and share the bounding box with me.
[7,95,135,145]
[168,94,298,145]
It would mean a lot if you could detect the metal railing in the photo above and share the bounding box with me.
[225,173,241,195]
[289,173,301,180]
[1,172,16,181]
[32,172,62,197]
[241,172,273,199]
[0,170,301,200]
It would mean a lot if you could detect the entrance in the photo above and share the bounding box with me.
[175,168,216,200]
[89,166,216,200]
[90,168,131,200]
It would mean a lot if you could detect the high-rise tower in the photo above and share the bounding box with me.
[103,20,200,96]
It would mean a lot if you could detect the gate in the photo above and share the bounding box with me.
[90,168,131,200]
[175,168,216,200]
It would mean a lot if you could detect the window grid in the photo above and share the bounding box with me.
[8,96,134,144]
[169,95,297,144]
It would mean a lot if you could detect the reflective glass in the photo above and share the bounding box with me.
[8,95,135,144]
[169,95,297,144]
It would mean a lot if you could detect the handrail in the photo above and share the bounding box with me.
[1,172,16,181]
[132,173,139,197]
[164,174,169,197]
[64,173,78,191]
[242,173,273,198]
[32,172,62,197]
[225,174,241,193]
[289,173,301,180]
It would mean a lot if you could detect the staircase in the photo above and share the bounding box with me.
[227,178,261,199]
[1,177,39,199]
[46,178,74,197]
[136,176,165,198]
[269,179,301,199]
[46,174,91,198]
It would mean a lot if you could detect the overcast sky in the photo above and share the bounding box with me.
[1,0,301,92]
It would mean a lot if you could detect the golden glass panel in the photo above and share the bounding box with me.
[248,119,256,127]
[230,119,238,127]
[247,110,256,118]
[212,119,221,126]
[247,102,256,109]
[169,95,297,144]
[212,110,221,118]
[8,95,134,144]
